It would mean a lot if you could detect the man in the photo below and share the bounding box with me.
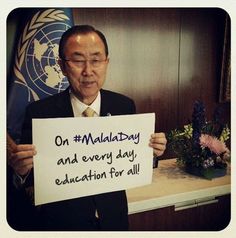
[9,25,167,231]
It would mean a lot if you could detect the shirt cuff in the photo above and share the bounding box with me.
[13,171,31,189]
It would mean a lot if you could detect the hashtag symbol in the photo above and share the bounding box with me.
[73,135,81,142]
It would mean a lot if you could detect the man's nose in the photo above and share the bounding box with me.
[82,61,93,76]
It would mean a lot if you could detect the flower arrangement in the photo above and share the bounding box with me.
[168,101,230,179]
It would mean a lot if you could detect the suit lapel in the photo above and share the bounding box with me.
[56,89,116,117]
[100,89,113,116]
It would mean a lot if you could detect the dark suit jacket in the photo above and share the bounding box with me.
[20,88,136,231]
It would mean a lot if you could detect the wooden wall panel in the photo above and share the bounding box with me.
[72,8,230,135]
[178,9,226,126]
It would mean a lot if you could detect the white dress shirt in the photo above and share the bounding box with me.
[70,91,101,117]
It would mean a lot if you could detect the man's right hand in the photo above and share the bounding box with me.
[8,144,36,176]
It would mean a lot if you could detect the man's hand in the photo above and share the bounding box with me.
[149,133,167,157]
[8,144,36,176]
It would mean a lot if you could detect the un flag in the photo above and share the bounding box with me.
[7,8,74,142]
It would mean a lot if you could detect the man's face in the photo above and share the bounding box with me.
[59,32,109,105]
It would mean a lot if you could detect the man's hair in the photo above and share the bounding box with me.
[59,25,109,59]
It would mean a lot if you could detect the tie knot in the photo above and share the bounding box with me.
[83,107,95,117]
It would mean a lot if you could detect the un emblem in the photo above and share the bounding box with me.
[14,9,72,101]
[26,22,70,95]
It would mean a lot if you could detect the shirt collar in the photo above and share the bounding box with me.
[70,90,101,117]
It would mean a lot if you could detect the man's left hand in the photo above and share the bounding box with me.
[149,133,167,157]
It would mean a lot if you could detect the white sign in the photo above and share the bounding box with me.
[33,113,155,205]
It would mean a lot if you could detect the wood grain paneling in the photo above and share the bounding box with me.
[128,195,230,231]
[178,9,227,126]
[72,8,230,135]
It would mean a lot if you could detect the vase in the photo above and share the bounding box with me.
[185,166,227,180]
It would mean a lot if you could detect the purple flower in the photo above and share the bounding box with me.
[192,101,206,147]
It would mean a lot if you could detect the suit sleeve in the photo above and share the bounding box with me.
[20,105,33,144]
[127,98,136,114]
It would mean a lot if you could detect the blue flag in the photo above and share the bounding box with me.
[7,8,74,142]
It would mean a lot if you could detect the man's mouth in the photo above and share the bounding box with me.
[81,81,95,87]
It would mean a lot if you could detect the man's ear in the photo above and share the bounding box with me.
[58,58,67,76]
